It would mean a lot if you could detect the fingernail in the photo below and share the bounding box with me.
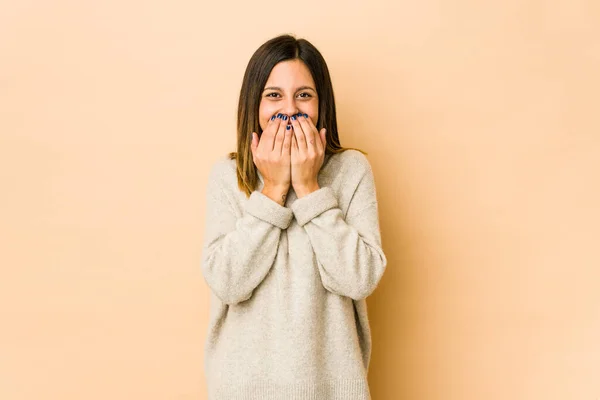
[283,115,288,121]
[286,124,291,130]
[277,113,282,118]
[291,115,296,120]
[303,113,308,118]
[271,115,276,121]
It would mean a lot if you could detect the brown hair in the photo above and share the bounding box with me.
[228,34,367,197]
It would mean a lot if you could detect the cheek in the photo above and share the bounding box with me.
[259,115,268,131]
[308,101,319,122]
[258,102,272,130]
[309,108,319,125]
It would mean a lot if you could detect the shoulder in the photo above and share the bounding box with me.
[206,155,237,190]
[329,149,372,177]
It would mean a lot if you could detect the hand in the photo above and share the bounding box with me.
[290,113,327,198]
[251,114,293,192]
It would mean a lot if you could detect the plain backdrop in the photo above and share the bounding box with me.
[1,0,599,399]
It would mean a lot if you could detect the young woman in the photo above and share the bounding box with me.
[201,34,387,400]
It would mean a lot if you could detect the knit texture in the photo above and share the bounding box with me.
[201,149,387,400]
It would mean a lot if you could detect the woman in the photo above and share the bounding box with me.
[201,34,387,400]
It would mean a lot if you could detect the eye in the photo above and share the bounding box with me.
[265,93,280,98]
[298,92,312,98]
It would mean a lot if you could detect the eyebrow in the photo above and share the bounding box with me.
[263,86,317,93]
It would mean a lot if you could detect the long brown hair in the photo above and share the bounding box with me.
[229,34,367,198]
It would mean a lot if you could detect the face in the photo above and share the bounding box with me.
[258,59,319,132]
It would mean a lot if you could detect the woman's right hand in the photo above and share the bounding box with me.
[251,114,293,192]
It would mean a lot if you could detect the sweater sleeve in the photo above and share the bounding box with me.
[201,162,293,305]
[290,162,387,300]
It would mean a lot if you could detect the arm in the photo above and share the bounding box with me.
[201,162,292,305]
[290,162,387,301]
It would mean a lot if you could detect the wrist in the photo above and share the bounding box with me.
[294,182,320,198]
[261,184,289,206]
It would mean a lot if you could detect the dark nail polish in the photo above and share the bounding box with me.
[277,113,282,118]
[286,124,291,130]
[271,115,276,121]
[303,113,308,118]
[283,115,288,121]
[291,115,296,120]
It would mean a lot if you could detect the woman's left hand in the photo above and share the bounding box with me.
[290,113,327,198]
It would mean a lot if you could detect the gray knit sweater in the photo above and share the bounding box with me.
[201,149,387,400]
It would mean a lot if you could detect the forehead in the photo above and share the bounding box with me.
[265,59,315,87]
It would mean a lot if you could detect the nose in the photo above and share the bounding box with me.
[281,97,299,120]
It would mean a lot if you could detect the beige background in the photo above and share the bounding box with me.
[1,0,599,399]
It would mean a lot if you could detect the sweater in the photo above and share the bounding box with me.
[200,149,387,400]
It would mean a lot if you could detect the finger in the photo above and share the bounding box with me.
[251,132,257,154]
[255,115,280,166]
[309,118,325,154]
[261,113,282,152]
[282,123,292,157]
[260,113,277,139]
[320,128,327,149]
[290,113,307,153]
[291,128,298,153]
[297,113,318,154]
[259,113,280,150]
[273,114,288,152]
